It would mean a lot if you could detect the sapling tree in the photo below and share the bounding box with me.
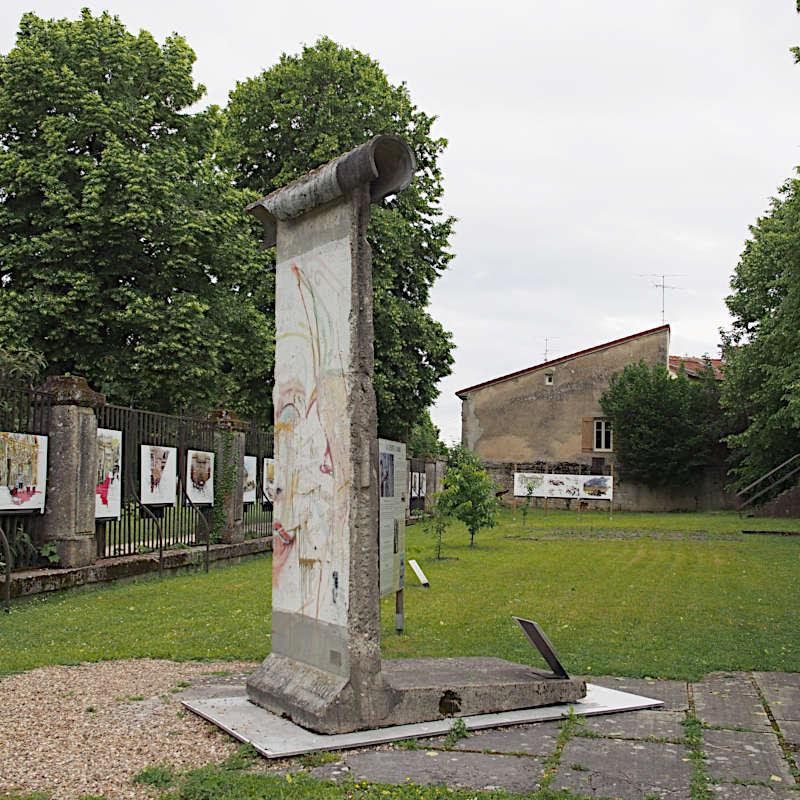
[424,490,449,559]
[437,445,498,547]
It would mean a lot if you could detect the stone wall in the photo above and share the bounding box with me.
[484,459,736,513]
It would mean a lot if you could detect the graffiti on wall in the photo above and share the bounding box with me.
[0,431,48,513]
[272,237,352,628]
[95,428,122,519]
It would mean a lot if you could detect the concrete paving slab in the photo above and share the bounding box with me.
[702,729,794,784]
[776,719,800,747]
[753,674,800,721]
[708,784,797,800]
[587,676,689,711]
[693,679,772,731]
[552,737,691,799]
[313,750,545,794]
[578,710,686,741]
[183,683,661,758]
[695,672,760,695]
[426,721,561,755]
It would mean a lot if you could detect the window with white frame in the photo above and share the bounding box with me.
[594,418,613,451]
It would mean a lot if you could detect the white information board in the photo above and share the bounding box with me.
[514,472,613,501]
[379,438,406,598]
[186,450,214,506]
[140,445,177,505]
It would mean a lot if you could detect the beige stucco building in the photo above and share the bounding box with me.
[456,325,671,467]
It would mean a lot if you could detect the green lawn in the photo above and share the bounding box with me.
[1,509,798,679]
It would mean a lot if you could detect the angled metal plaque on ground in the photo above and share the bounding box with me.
[513,617,570,679]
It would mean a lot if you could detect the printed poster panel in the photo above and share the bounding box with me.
[379,451,394,498]
[263,457,276,504]
[379,439,406,598]
[95,428,122,519]
[411,472,419,498]
[243,455,257,504]
[515,472,612,500]
[140,445,177,506]
[580,475,613,500]
[186,450,214,506]
[420,472,427,500]
[0,432,47,513]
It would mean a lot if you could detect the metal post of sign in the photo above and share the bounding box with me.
[395,587,404,634]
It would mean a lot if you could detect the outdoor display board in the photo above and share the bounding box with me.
[95,428,122,519]
[186,450,214,506]
[514,471,613,501]
[262,457,275,504]
[379,438,406,598]
[243,455,257,504]
[0,431,48,513]
[140,444,177,505]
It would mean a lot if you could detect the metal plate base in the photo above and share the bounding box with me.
[183,683,662,759]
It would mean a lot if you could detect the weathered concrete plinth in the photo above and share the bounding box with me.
[247,656,586,734]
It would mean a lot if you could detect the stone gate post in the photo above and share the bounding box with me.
[40,375,104,567]
[211,409,247,544]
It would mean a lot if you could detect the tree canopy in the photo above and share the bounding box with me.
[0,10,273,420]
[600,360,722,487]
[221,37,455,441]
[721,176,800,490]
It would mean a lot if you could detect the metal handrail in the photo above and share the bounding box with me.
[179,481,212,573]
[0,525,11,613]
[736,453,800,512]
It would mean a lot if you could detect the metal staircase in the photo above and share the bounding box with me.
[736,453,800,514]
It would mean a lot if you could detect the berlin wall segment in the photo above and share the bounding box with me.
[243,136,585,735]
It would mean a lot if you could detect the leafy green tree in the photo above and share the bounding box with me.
[407,411,449,459]
[0,10,273,421]
[437,445,498,547]
[221,37,455,441]
[721,176,800,490]
[0,344,46,388]
[600,360,722,487]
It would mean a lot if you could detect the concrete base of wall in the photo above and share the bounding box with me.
[2,536,272,602]
[247,655,586,734]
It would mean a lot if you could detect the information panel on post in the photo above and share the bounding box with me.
[378,438,406,600]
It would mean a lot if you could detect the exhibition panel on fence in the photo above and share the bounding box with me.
[513,471,613,501]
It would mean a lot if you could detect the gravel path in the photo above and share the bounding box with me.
[0,659,261,800]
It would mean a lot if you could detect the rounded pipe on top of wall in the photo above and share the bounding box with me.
[245,135,416,248]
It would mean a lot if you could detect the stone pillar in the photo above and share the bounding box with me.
[40,376,105,568]
[211,410,247,544]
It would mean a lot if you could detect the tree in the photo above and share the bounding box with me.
[407,411,449,459]
[721,176,800,490]
[0,11,273,421]
[220,37,455,441]
[600,360,722,487]
[437,445,498,546]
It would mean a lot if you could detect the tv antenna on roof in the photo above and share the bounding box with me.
[639,274,685,323]
[543,337,559,362]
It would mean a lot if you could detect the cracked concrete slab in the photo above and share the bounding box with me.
[587,676,689,711]
[425,721,561,755]
[693,676,772,731]
[577,710,686,741]
[553,736,692,799]
[702,729,794,784]
[753,672,800,721]
[708,784,798,800]
[776,719,800,747]
[314,749,545,795]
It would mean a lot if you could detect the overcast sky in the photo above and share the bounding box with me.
[3,1,800,443]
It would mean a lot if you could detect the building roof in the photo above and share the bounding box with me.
[668,355,723,380]
[455,324,671,398]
